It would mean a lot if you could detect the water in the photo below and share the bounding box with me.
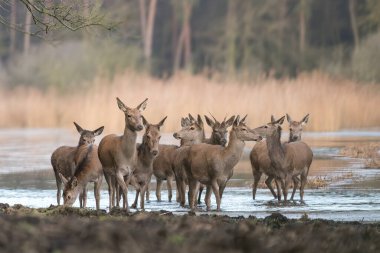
[0,128,379,221]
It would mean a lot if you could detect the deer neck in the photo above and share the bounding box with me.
[180,131,206,147]
[223,130,245,168]
[137,142,154,168]
[206,132,218,145]
[266,127,286,168]
[121,125,137,157]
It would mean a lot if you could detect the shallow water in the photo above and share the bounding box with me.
[0,128,379,221]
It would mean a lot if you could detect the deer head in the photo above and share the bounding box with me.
[255,116,286,137]
[205,114,235,146]
[142,116,167,157]
[173,114,204,143]
[286,113,310,142]
[231,115,262,142]
[116,97,148,131]
[74,122,104,146]
[59,173,80,207]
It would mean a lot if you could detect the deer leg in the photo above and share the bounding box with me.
[156,178,163,201]
[197,184,204,205]
[300,173,307,204]
[145,183,150,201]
[188,179,198,210]
[140,183,148,210]
[94,179,101,210]
[265,176,278,199]
[275,178,282,201]
[81,185,88,208]
[132,189,140,209]
[180,181,187,207]
[167,176,173,202]
[130,176,140,209]
[290,176,300,201]
[252,171,262,200]
[282,174,292,202]
[56,182,62,206]
[116,172,130,212]
[205,185,212,211]
[104,173,113,209]
[211,180,221,211]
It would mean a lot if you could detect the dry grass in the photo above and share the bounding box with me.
[340,144,380,168]
[0,72,379,134]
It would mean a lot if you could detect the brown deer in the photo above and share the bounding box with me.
[129,116,167,210]
[183,115,262,211]
[152,115,204,202]
[59,137,104,210]
[98,97,148,211]
[250,113,309,200]
[51,122,104,206]
[255,116,313,203]
[173,114,235,207]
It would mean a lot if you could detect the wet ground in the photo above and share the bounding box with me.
[0,129,380,221]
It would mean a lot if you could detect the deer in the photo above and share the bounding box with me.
[51,122,104,207]
[97,97,148,211]
[173,114,235,207]
[250,113,309,201]
[255,116,313,203]
[182,115,262,211]
[59,134,104,210]
[152,115,205,203]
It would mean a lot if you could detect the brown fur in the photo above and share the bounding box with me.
[255,116,313,202]
[98,97,147,211]
[250,114,309,200]
[51,122,103,206]
[183,115,262,211]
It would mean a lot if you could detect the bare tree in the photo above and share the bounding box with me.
[139,0,157,71]
[9,0,17,54]
[299,0,307,53]
[23,0,33,54]
[0,0,115,39]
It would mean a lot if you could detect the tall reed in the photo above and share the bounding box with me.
[0,72,379,133]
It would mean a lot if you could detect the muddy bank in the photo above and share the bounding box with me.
[0,204,379,253]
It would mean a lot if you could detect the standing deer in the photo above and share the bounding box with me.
[250,113,309,200]
[98,97,148,211]
[59,134,104,210]
[51,122,103,206]
[173,114,235,207]
[129,116,167,209]
[255,116,313,203]
[183,115,262,211]
[152,115,204,202]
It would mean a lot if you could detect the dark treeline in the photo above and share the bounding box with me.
[0,0,379,89]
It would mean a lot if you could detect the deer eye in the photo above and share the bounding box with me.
[67,195,71,200]
[127,114,132,118]
[190,127,195,130]
[264,125,268,129]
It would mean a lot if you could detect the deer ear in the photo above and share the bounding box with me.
[137,98,148,111]
[197,114,204,128]
[116,97,128,112]
[301,114,310,125]
[233,115,240,126]
[59,173,69,186]
[71,177,78,188]
[73,122,84,134]
[270,115,276,123]
[277,116,285,125]
[204,115,214,128]
[240,114,247,123]
[181,117,186,127]
[286,113,292,123]
[224,115,235,127]
[141,115,149,127]
[157,116,168,129]
[93,126,104,136]
[188,113,196,123]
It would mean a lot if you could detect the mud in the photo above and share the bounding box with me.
[0,204,379,253]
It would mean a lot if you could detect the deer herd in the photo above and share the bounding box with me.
[51,97,313,212]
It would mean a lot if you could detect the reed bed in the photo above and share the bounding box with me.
[0,72,379,134]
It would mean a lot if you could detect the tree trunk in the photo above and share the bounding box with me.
[225,0,237,77]
[144,0,158,70]
[23,0,33,55]
[182,0,192,71]
[348,0,359,49]
[139,0,147,44]
[299,0,306,53]
[9,0,17,54]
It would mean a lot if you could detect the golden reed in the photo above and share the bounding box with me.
[0,72,379,133]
